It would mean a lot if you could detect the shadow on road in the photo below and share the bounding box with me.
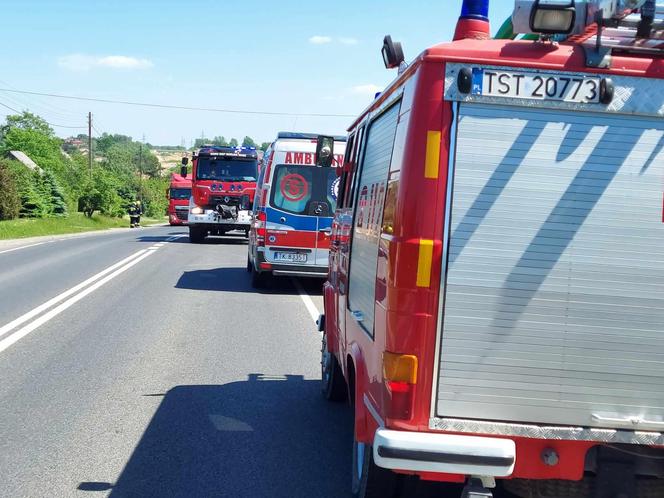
[175,267,324,296]
[79,374,352,498]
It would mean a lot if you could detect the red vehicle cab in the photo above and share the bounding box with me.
[167,172,191,225]
[321,1,664,497]
[185,145,258,243]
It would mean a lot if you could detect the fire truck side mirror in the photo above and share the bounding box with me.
[180,157,189,178]
[382,35,404,69]
[316,135,335,168]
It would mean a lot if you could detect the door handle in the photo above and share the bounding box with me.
[592,414,664,430]
[319,228,332,235]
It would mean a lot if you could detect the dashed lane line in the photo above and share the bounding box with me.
[292,278,322,325]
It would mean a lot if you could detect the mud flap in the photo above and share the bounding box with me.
[594,453,636,498]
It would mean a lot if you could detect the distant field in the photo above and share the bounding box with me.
[0,213,166,240]
[154,150,186,173]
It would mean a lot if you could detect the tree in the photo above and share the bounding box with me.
[1,111,54,138]
[242,136,256,148]
[95,133,132,155]
[260,142,271,152]
[212,136,228,146]
[229,138,239,147]
[0,161,21,220]
[78,168,125,218]
[39,170,68,217]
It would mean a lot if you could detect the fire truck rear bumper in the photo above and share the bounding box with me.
[373,429,515,477]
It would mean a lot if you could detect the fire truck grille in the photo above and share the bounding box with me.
[175,210,188,221]
[503,477,664,498]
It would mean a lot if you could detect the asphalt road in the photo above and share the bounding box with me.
[0,226,478,498]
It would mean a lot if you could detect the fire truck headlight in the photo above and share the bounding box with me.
[530,0,576,34]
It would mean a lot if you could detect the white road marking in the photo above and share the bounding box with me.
[0,241,54,255]
[0,249,148,340]
[292,278,321,324]
[0,249,157,354]
[0,233,186,355]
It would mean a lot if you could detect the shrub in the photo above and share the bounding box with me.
[0,162,21,220]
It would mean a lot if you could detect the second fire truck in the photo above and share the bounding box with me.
[183,145,258,243]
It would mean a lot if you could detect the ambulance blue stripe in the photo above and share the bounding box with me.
[265,207,331,231]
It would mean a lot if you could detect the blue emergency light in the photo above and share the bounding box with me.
[460,0,489,20]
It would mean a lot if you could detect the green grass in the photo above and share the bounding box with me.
[0,213,166,240]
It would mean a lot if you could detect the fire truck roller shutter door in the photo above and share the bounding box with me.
[348,103,401,336]
[436,103,664,430]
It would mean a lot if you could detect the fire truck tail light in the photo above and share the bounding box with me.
[384,352,418,384]
[384,352,417,420]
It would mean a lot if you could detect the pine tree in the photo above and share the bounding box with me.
[40,170,68,217]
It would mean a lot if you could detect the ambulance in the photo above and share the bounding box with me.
[247,132,346,288]
[320,1,664,497]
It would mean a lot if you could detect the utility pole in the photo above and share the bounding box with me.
[138,140,143,201]
[88,112,92,178]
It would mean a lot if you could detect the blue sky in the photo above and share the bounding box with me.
[0,0,514,145]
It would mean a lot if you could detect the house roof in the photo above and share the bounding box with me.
[6,151,42,172]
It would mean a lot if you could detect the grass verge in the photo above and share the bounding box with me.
[0,213,167,240]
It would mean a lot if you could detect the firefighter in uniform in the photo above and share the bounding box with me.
[128,201,142,228]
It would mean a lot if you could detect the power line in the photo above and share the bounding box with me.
[0,89,85,127]
[0,98,87,130]
[0,100,21,114]
[0,78,82,119]
[0,87,357,118]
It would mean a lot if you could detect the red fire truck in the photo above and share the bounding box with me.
[182,145,258,243]
[321,1,664,497]
[166,172,191,226]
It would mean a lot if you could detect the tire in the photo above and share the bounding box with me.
[189,226,206,244]
[351,429,401,498]
[321,334,347,402]
[251,264,269,289]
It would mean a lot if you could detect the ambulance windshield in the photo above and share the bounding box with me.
[270,165,339,216]
[196,156,257,182]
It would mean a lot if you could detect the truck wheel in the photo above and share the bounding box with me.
[351,434,401,498]
[251,265,269,289]
[189,226,206,244]
[321,334,347,402]
[351,384,402,498]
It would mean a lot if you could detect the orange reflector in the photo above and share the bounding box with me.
[416,239,434,288]
[425,130,441,179]
[383,352,418,384]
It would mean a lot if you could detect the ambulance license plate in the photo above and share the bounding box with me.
[274,252,307,263]
[472,69,601,104]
